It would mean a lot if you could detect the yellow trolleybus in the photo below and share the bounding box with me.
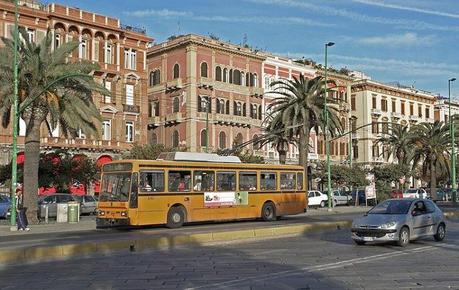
[96,152,307,228]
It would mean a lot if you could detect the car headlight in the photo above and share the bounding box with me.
[380,221,397,229]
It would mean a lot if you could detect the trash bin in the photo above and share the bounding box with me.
[67,201,80,223]
[57,203,68,223]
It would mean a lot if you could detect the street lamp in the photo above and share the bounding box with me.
[324,42,334,211]
[9,0,20,231]
[449,77,457,204]
[205,97,210,153]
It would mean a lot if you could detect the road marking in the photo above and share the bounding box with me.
[186,246,436,290]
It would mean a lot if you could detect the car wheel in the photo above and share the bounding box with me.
[166,206,185,228]
[261,202,276,221]
[434,223,446,242]
[354,240,366,246]
[397,226,410,247]
[320,201,325,208]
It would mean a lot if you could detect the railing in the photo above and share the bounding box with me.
[123,104,140,114]
[120,24,146,35]
[371,109,382,115]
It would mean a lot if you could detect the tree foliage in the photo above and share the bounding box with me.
[314,162,368,189]
[123,143,174,160]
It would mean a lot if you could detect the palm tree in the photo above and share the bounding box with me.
[410,121,451,200]
[0,29,108,222]
[376,124,413,166]
[267,74,342,171]
[253,112,295,164]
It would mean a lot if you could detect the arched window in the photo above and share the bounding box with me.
[151,133,157,145]
[226,100,230,114]
[200,129,207,147]
[173,97,180,113]
[234,133,243,146]
[173,63,180,79]
[153,70,160,85]
[235,102,242,116]
[229,69,233,84]
[201,62,208,77]
[341,117,346,131]
[241,72,245,86]
[234,70,241,85]
[215,66,222,81]
[216,99,220,113]
[223,68,228,82]
[253,134,260,150]
[198,96,202,112]
[246,72,250,86]
[242,103,246,116]
[253,73,258,87]
[172,130,179,148]
[219,131,226,149]
[220,99,225,114]
[258,106,262,120]
[149,72,154,87]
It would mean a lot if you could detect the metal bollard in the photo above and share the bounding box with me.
[45,205,49,224]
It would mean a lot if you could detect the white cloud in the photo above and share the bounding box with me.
[247,0,459,32]
[352,0,459,19]
[357,32,436,46]
[124,9,192,18]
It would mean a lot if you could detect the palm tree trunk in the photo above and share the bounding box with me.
[278,150,287,164]
[23,121,41,224]
[430,160,437,200]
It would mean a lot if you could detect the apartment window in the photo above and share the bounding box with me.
[418,104,422,118]
[410,103,414,115]
[381,99,387,112]
[392,100,396,112]
[27,29,34,42]
[382,119,389,134]
[124,49,136,70]
[353,145,358,159]
[104,81,112,103]
[372,144,379,158]
[172,130,179,148]
[79,39,88,59]
[173,64,180,79]
[215,66,222,81]
[425,107,430,119]
[54,34,61,49]
[372,96,377,109]
[102,120,111,141]
[200,62,208,77]
[125,84,134,105]
[200,129,207,147]
[77,128,86,139]
[371,119,379,134]
[104,43,112,64]
[401,102,405,115]
[150,70,161,86]
[351,94,356,110]
[351,117,357,132]
[126,122,134,142]
[150,101,160,117]
[219,131,226,149]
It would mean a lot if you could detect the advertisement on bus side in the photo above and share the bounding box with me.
[204,191,248,206]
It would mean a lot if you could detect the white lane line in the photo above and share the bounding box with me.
[186,246,435,290]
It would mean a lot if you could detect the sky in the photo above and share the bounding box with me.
[54,0,459,97]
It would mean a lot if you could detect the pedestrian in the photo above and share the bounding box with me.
[16,190,30,231]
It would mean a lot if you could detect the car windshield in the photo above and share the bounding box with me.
[368,200,412,215]
[99,172,132,202]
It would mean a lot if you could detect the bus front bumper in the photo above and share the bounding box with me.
[96,217,130,228]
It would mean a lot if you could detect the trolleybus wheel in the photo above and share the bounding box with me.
[166,206,185,228]
[261,202,276,221]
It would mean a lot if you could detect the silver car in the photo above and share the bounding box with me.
[351,198,446,247]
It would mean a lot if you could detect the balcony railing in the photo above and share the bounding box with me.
[166,78,183,91]
[213,114,261,128]
[165,112,184,124]
[120,24,147,35]
[391,112,402,119]
[40,137,132,151]
[371,109,382,116]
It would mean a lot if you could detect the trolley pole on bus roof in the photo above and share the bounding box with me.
[10,0,19,231]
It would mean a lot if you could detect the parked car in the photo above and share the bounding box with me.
[351,198,446,246]
[390,189,403,199]
[425,188,450,201]
[38,194,79,218]
[403,188,428,199]
[332,190,351,206]
[73,195,97,215]
[0,195,11,219]
[307,190,329,208]
[348,189,366,205]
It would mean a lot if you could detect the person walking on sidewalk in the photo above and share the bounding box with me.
[16,190,30,231]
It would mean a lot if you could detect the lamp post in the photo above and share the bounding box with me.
[324,42,334,211]
[449,77,457,204]
[205,97,210,153]
[9,0,19,231]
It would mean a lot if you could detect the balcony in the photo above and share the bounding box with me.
[166,78,183,92]
[371,109,382,116]
[198,77,214,90]
[339,102,350,112]
[165,112,184,124]
[249,87,264,98]
[148,116,162,127]
[40,137,131,151]
[409,115,420,122]
[373,156,384,163]
[391,112,402,119]
[123,104,140,114]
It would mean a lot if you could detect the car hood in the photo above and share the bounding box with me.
[353,214,405,227]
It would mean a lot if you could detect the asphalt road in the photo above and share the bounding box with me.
[0,218,458,290]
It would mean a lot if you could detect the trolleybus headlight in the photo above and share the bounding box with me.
[121,211,127,217]
[99,210,105,216]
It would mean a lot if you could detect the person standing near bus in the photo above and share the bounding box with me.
[16,190,30,231]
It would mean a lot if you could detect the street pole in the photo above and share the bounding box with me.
[324,42,334,211]
[348,119,352,167]
[205,97,209,153]
[449,78,457,204]
[10,0,19,231]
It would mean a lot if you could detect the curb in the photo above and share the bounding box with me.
[0,220,351,266]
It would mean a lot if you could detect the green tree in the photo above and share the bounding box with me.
[0,29,107,222]
[124,143,176,160]
[410,121,451,200]
[376,124,413,166]
[372,164,410,200]
[314,162,368,189]
[267,75,342,171]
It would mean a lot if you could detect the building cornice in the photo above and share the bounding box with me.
[352,80,436,103]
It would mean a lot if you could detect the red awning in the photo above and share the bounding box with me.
[17,152,25,165]
[96,155,112,167]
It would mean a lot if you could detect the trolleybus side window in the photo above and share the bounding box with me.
[139,171,164,192]
[193,171,215,191]
[280,172,296,190]
[100,172,132,202]
[239,172,257,191]
[260,172,276,190]
[297,172,304,190]
[168,171,191,192]
[217,172,236,191]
